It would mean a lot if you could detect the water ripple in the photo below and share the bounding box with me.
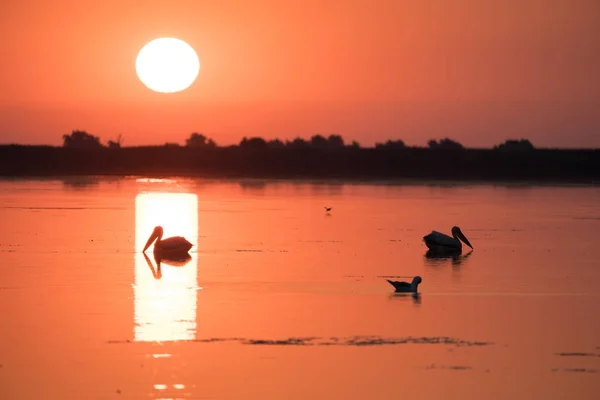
[107,335,494,347]
[552,368,599,374]
[555,352,600,358]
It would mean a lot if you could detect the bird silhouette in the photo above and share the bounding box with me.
[386,276,422,293]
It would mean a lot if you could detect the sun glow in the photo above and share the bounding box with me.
[135,38,200,93]
[134,192,199,342]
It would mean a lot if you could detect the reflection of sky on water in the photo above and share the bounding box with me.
[134,192,198,342]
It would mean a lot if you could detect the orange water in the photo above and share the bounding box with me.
[1,177,599,399]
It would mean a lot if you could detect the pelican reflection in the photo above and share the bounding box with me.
[389,292,421,305]
[143,252,192,280]
[424,249,473,267]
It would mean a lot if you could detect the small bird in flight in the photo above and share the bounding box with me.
[324,206,332,212]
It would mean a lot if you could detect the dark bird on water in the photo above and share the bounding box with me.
[387,276,422,293]
[423,226,473,254]
[143,226,193,255]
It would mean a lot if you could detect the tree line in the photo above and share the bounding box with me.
[62,130,536,151]
[2,130,597,181]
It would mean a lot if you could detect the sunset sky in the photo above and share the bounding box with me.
[1,0,599,148]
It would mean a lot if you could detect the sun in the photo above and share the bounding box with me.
[136,38,200,93]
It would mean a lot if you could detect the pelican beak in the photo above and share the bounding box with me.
[143,230,159,252]
[458,230,473,249]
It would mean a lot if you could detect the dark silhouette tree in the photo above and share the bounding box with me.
[186,132,216,148]
[350,140,360,149]
[375,139,406,149]
[267,139,285,148]
[62,130,103,149]
[239,137,267,149]
[310,134,329,148]
[108,133,123,149]
[327,134,345,148]
[494,139,535,151]
[428,138,464,150]
[309,134,345,148]
[186,132,207,147]
[286,137,309,148]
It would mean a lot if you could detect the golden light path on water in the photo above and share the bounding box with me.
[134,192,199,342]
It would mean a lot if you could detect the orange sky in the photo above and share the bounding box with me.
[1,0,599,148]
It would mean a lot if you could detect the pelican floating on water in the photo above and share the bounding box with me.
[143,226,193,255]
[387,276,422,293]
[423,226,473,254]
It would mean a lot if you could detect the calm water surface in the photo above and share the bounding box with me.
[1,177,599,399]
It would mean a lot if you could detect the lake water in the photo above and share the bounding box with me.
[1,177,599,399]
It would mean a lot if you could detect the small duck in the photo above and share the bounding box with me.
[324,206,332,212]
[387,276,422,293]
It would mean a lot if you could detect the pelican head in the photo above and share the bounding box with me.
[143,225,164,252]
[451,226,473,249]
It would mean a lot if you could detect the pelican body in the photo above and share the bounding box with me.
[423,226,473,254]
[143,226,192,255]
[387,276,422,293]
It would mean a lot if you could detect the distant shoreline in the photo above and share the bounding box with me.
[1,145,599,183]
[2,176,599,190]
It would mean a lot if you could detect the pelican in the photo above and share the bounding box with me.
[423,226,473,254]
[143,226,193,255]
[387,276,422,293]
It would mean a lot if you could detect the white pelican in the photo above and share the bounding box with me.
[387,276,422,293]
[423,226,473,254]
[143,226,193,255]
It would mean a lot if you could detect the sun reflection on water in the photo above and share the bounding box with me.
[134,192,199,342]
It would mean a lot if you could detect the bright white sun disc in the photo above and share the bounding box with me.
[136,38,200,93]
